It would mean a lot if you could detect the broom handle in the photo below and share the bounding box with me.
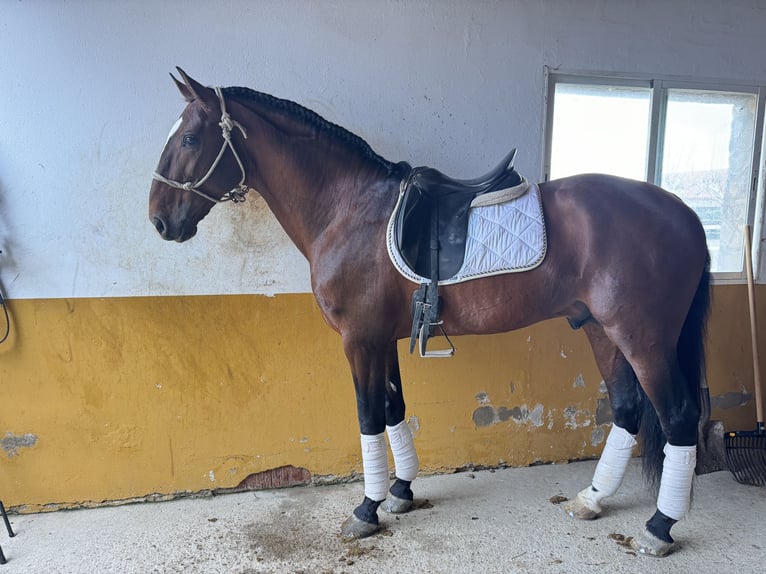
[744,225,763,426]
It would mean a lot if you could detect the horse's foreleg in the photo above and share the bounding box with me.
[382,343,419,514]
[340,337,389,539]
[567,323,642,520]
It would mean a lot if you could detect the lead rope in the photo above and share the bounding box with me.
[0,283,9,344]
[152,87,251,203]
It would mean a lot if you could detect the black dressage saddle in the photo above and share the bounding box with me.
[393,149,523,356]
[395,148,522,281]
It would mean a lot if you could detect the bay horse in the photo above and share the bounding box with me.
[148,69,711,557]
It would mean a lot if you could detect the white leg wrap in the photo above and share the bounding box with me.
[591,424,637,499]
[657,443,696,520]
[571,424,637,516]
[360,432,389,502]
[387,420,419,482]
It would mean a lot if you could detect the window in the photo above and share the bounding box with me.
[544,72,765,278]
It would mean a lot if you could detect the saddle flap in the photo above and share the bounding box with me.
[395,186,473,281]
[394,149,523,281]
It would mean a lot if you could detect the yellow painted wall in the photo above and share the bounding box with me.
[1,286,762,512]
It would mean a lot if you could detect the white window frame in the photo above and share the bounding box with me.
[542,68,766,283]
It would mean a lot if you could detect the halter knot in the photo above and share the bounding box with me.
[152,86,252,204]
[219,114,247,142]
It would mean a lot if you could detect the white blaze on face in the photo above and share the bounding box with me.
[164,116,183,148]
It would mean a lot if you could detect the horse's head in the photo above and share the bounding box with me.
[149,68,250,242]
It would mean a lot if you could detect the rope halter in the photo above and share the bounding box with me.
[152,87,251,204]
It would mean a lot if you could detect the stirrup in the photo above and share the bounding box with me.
[409,283,455,358]
[418,320,455,358]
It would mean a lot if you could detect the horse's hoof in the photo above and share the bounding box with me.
[382,494,413,514]
[630,529,676,557]
[341,513,380,539]
[565,488,601,520]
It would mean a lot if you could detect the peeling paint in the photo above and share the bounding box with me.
[472,405,496,427]
[711,391,753,410]
[528,404,544,427]
[475,392,490,405]
[499,406,523,422]
[599,380,608,394]
[227,465,312,492]
[573,374,585,388]
[472,403,544,428]
[563,406,591,429]
[208,470,215,482]
[591,427,605,446]
[2,432,38,457]
[407,415,420,434]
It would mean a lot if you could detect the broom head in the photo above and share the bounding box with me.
[725,425,766,487]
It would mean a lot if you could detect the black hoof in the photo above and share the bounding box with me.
[341,513,380,539]
[382,493,413,514]
[341,497,381,539]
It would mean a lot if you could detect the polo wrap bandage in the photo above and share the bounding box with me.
[591,423,638,499]
[387,420,419,482]
[657,443,696,520]
[360,432,389,502]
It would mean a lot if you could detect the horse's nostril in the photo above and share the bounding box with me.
[152,216,167,236]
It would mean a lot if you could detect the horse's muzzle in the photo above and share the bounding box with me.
[151,214,197,242]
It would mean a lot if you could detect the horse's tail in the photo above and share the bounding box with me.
[639,252,712,490]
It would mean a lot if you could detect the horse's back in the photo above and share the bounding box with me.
[540,173,707,263]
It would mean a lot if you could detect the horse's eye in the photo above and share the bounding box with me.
[182,134,198,147]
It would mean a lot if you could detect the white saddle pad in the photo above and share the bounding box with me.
[386,181,547,284]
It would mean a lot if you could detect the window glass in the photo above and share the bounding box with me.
[546,74,763,275]
[549,83,651,181]
[659,90,757,272]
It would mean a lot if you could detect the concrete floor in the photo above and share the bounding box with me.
[1,460,764,573]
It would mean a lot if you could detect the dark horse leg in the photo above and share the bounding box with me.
[626,348,700,557]
[568,254,709,557]
[571,322,700,555]
[566,322,642,519]
[382,343,419,514]
[341,340,419,538]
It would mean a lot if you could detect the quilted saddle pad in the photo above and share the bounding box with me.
[386,182,547,285]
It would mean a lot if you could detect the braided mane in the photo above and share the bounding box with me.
[222,86,394,172]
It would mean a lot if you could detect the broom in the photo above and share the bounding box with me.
[725,225,766,486]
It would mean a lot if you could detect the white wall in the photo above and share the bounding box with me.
[1,0,765,299]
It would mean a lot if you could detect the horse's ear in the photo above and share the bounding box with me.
[171,72,194,102]
[173,67,216,112]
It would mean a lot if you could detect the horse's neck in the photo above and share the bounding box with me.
[241,113,391,259]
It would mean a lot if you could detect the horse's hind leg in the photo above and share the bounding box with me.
[566,322,642,520]
[382,343,419,514]
[626,352,700,557]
